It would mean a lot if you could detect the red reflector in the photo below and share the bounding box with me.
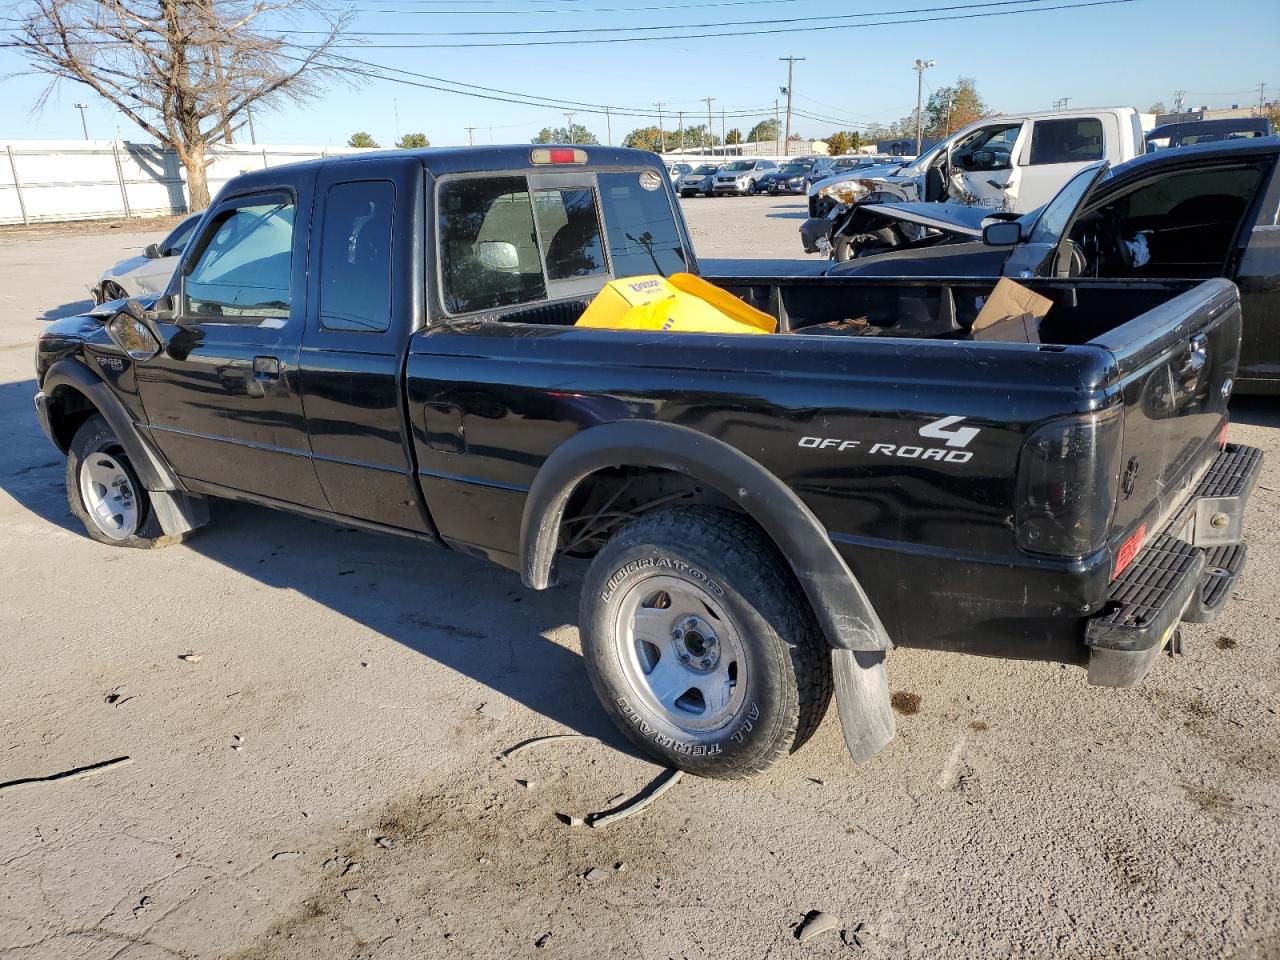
[1218,420,1229,450]
[1113,523,1147,580]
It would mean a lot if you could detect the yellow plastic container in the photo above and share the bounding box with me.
[575,272,777,335]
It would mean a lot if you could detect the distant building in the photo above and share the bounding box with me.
[663,138,830,159]
[1157,103,1278,125]
[877,137,940,156]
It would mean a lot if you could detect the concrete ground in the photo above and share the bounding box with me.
[1,197,1278,960]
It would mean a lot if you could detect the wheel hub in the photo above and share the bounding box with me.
[79,452,139,541]
[671,615,720,672]
[612,574,747,736]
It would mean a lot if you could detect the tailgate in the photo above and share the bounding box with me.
[1091,278,1241,557]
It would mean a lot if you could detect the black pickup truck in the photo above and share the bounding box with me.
[34,146,1261,778]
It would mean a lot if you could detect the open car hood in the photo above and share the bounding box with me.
[856,201,1007,239]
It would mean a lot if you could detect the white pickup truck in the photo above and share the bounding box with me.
[802,106,1148,260]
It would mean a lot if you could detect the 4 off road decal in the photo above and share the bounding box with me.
[798,416,978,464]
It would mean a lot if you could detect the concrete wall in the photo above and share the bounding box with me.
[0,140,371,225]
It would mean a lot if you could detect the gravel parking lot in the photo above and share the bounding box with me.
[1,197,1278,960]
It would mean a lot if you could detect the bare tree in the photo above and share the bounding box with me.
[13,0,354,209]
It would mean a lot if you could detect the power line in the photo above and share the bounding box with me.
[293,0,1068,36]
[309,0,1142,47]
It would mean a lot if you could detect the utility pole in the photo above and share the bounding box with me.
[677,110,684,152]
[720,108,725,156]
[1173,89,1186,118]
[1051,97,1072,110]
[73,102,89,139]
[1258,82,1268,117]
[913,58,935,156]
[654,101,666,153]
[779,56,804,151]
[247,107,257,145]
[605,107,613,146]
[465,126,477,147]
[564,112,575,143]
[702,96,715,155]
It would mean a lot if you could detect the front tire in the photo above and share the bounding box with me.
[579,507,832,779]
[66,415,187,549]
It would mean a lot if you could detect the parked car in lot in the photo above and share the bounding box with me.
[828,137,1280,393]
[677,162,722,197]
[35,145,1259,779]
[803,106,1148,259]
[759,160,825,194]
[91,212,201,303]
[1146,117,1273,151]
[667,162,694,182]
[712,158,778,195]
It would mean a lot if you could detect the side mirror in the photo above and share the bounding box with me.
[983,221,1022,246]
[142,242,163,259]
[105,299,164,361]
[476,240,521,272]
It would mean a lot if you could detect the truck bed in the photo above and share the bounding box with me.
[409,275,1240,663]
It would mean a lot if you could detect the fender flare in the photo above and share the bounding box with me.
[41,358,180,493]
[519,420,891,654]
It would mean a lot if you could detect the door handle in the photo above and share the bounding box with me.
[1179,334,1208,377]
[987,179,1012,190]
[253,355,281,381]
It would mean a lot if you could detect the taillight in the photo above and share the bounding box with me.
[1015,407,1123,557]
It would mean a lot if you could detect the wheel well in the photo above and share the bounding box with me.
[557,466,739,559]
[47,385,97,452]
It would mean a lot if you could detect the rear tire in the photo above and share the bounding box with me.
[66,415,187,549]
[579,506,832,779]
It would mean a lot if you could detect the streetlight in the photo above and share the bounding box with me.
[74,103,89,140]
[913,59,935,156]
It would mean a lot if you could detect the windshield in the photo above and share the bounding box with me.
[1028,161,1108,245]
[898,140,948,176]
[724,161,754,171]
[780,164,810,175]
[691,164,717,175]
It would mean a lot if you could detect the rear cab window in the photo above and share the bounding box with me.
[437,168,687,317]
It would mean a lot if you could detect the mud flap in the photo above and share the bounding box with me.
[831,648,895,763]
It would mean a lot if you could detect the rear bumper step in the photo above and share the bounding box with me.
[1086,443,1262,687]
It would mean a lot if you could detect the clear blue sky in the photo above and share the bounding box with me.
[1,0,1277,147]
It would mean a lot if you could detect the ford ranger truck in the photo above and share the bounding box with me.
[34,145,1261,779]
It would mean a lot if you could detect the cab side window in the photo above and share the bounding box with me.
[1029,118,1104,165]
[183,194,294,319]
[954,124,1021,171]
[320,180,395,332]
[439,176,547,314]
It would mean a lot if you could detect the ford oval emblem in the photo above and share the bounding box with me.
[1221,378,1233,402]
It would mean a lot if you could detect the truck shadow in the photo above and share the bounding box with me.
[0,376,629,752]
[1228,397,1280,429]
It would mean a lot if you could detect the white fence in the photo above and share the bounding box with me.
[0,140,369,225]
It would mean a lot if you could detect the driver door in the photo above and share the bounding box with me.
[949,121,1027,210]
[136,181,329,509]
